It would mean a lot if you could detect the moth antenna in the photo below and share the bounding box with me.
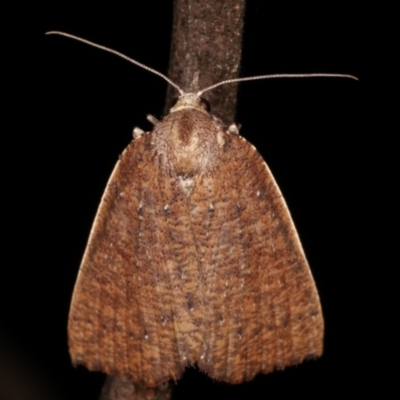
[197,73,358,96]
[45,31,185,95]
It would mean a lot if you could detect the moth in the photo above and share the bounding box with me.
[47,32,356,387]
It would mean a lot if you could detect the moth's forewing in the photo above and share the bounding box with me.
[68,108,323,387]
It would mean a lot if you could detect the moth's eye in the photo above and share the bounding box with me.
[171,97,179,107]
[199,97,211,112]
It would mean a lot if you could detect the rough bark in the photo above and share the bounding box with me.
[164,0,245,124]
[99,377,171,400]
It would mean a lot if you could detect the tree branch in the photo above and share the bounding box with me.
[99,377,171,400]
[165,0,245,123]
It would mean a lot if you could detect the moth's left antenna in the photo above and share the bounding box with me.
[46,31,184,95]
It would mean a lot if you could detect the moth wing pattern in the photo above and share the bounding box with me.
[68,112,323,387]
[193,132,324,382]
[68,133,200,386]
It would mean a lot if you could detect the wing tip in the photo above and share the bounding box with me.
[70,352,184,388]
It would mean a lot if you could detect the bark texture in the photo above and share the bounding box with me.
[164,0,245,124]
[99,377,171,400]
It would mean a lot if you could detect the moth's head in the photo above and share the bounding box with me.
[170,93,211,115]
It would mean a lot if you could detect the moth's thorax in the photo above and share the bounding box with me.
[153,106,227,178]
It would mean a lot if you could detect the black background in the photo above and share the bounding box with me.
[3,2,382,399]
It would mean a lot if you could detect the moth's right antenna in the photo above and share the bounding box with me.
[197,73,358,96]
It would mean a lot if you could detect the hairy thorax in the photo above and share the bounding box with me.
[152,108,227,178]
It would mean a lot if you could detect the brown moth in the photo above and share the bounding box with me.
[47,32,356,387]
